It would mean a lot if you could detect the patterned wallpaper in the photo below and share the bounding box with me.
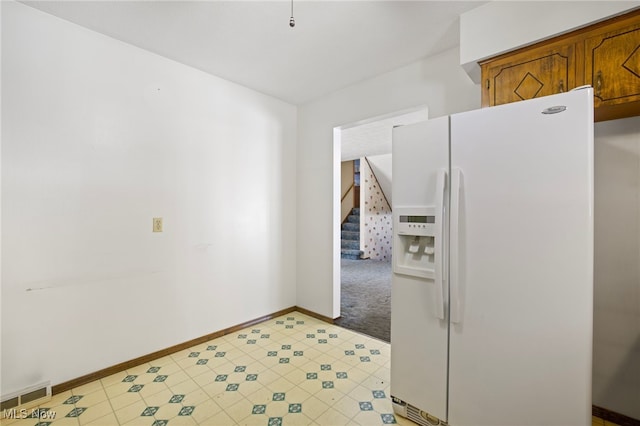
[361,158,393,261]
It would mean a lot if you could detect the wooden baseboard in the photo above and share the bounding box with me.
[593,405,640,426]
[52,306,300,395]
[293,306,336,324]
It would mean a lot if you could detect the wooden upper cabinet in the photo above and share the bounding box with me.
[482,43,575,108]
[584,14,640,120]
[480,8,640,121]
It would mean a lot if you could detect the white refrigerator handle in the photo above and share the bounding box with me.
[433,169,447,320]
[450,168,462,324]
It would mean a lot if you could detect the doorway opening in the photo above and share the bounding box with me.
[332,106,429,342]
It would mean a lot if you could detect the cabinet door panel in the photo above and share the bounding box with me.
[586,24,640,107]
[485,45,575,107]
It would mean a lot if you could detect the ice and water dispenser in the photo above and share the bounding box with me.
[393,206,438,279]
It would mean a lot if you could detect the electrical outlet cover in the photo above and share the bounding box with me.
[153,217,163,232]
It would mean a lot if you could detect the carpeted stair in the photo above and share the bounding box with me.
[341,208,363,260]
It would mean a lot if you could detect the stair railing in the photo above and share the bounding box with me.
[341,183,356,225]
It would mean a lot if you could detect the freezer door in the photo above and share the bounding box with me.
[448,90,594,426]
[391,117,450,422]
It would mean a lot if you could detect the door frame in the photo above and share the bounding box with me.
[332,105,429,318]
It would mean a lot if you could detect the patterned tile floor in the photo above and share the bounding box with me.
[2,312,415,426]
[1,311,621,426]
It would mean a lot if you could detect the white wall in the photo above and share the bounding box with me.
[366,154,392,207]
[593,117,640,420]
[296,47,479,318]
[360,157,392,261]
[1,1,297,395]
[460,1,640,82]
[0,0,4,395]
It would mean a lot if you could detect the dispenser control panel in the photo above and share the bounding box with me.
[397,214,435,237]
[394,206,439,279]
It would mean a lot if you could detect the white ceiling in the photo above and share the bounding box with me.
[21,1,485,105]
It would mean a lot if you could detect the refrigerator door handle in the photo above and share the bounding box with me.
[450,168,462,324]
[433,169,447,320]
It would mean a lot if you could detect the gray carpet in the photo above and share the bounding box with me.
[335,258,392,342]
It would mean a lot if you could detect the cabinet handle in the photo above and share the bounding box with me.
[596,71,602,97]
[486,79,490,90]
[559,79,564,93]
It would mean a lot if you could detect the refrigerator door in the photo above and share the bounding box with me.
[391,117,450,422]
[448,90,594,426]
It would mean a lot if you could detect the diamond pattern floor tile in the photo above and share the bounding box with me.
[24,312,439,425]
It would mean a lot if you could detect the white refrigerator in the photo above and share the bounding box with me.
[390,89,594,426]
